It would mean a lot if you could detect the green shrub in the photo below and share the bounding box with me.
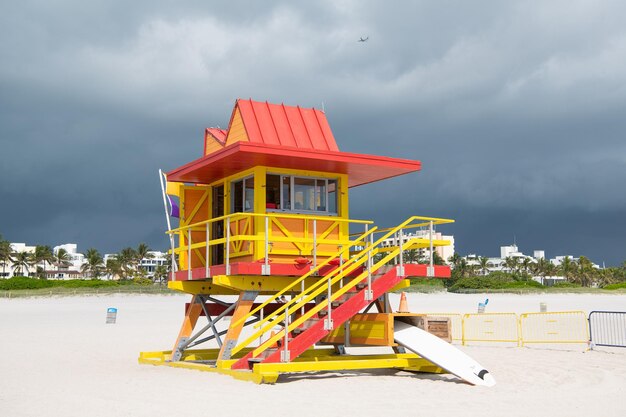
[448,272,544,292]
[132,277,153,286]
[0,277,55,290]
[603,282,626,290]
[505,280,544,288]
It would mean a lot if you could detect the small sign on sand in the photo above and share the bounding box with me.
[106,307,118,324]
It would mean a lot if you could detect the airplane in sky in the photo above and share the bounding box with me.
[358,36,369,42]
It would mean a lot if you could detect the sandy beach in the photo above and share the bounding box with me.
[1,292,625,417]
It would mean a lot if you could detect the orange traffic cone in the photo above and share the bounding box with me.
[398,292,409,313]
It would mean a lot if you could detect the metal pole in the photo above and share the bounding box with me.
[205,222,210,278]
[264,216,270,275]
[159,169,177,273]
[259,307,264,345]
[398,228,404,277]
[187,228,192,280]
[393,232,398,265]
[282,304,290,362]
[339,245,344,288]
[198,296,222,348]
[312,219,317,272]
[179,301,236,351]
[428,220,434,277]
[225,217,231,275]
[366,231,373,301]
[325,274,333,330]
[170,237,177,281]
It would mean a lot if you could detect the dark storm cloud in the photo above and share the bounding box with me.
[1,0,625,263]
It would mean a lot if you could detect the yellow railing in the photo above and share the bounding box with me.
[166,212,374,278]
[229,215,454,359]
[229,226,379,329]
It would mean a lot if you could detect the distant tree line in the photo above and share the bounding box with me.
[0,234,171,285]
[447,253,626,288]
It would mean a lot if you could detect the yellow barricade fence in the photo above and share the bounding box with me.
[462,313,520,345]
[519,311,589,346]
[422,313,463,343]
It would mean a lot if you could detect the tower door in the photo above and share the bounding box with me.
[211,184,224,266]
[180,185,211,271]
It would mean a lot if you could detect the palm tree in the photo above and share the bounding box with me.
[12,251,33,276]
[153,265,168,286]
[135,243,154,274]
[117,247,138,278]
[448,253,461,268]
[34,245,55,278]
[521,257,533,275]
[544,262,557,282]
[479,257,489,276]
[535,258,550,285]
[503,256,518,273]
[81,248,104,279]
[457,258,470,278]
[54,248,71,278]
[576,256,596,287]
[559,256,575,282]
[403,248,420,264]
[0,238,13,277]
[432,251,445,266]
[105,257,123,280]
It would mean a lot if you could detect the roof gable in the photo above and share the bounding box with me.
[204,128,227,155]
[211,99,338,156]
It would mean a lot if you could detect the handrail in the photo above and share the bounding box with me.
[167,211,373,235]
[229,215,445,358]
[348,216,454,237]
[230,226,379,329]
[245,236,424,358]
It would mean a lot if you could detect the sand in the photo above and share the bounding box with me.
[1,292,625,417]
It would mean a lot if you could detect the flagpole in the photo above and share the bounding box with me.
[159,169,178,272]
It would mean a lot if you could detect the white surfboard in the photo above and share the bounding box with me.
[393,320,496,387]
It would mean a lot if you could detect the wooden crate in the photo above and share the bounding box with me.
[394,313,452,343]
[320,313,452,346]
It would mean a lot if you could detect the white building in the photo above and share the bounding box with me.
[459,244,607,285]
[1,242,169,280]
[381,231,455,265]
[0,242,86,279]
[103,250,168,279]
[462,244,559,281]
[0,243,36,277]
[550,255,600,269]
[139,251,168,275]
[52,243,86,275]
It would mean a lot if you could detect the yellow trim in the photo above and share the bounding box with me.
[213,274,348,293]
[139,349,444,384]
[167,280,240,295]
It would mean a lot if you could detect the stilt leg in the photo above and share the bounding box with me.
[171,295,203,361]
[217,291,258,362]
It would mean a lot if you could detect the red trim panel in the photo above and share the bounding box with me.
[167,142,421,188]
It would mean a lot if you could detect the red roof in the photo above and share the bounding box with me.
[167,141,421,188]
[232,99,339,151]
[168,99,421,187]
[205,128,227,145]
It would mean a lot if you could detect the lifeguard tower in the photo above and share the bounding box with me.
[139,99,470,384]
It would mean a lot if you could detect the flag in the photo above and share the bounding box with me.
[167,195,180,218]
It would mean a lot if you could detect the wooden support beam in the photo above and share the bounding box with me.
[217,291,258,362]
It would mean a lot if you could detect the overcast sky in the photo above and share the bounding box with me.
[1,1,625,265]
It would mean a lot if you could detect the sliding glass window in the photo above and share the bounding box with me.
[231,176,254,213]
[266,174,338,215]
